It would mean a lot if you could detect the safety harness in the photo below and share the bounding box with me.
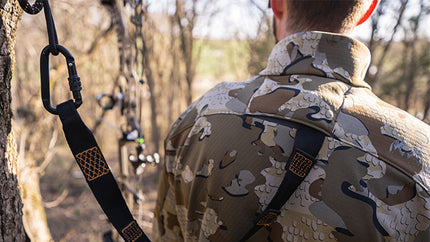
[240,119,325,241]
[18,0,149,241]
[58,101,149,242]
[18,1,326,241]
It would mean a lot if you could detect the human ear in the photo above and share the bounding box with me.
[270,0,284,20]
[356,0,379,26]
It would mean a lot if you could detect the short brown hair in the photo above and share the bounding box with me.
[285,0,371,33]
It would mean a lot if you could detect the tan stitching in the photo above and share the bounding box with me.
[122,221,143,242]
[256,211,279,227]
[289,152,313,178]
[75,147,110,181]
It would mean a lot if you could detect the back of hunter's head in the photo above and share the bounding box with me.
[284,0,375,34]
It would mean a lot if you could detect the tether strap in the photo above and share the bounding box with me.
[57,100,150,242]
[240,122,325,241]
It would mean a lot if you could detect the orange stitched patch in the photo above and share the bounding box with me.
[122,221,143,242]
[289,152,313,178]
[75,147,110,181]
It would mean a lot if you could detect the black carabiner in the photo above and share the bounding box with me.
[40,45,82,115]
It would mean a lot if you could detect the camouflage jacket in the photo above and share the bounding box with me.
[153,31,430,242]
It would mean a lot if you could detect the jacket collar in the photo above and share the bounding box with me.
[260,31,371,89]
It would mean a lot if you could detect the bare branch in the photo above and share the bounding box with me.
[249,0,265,14]
[85,21,115,56]
[368,0,408,86]
[37,126,59,174]
[43,189,69,208]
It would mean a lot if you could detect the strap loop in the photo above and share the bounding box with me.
[255,209,281,227]
[57,100,150,242]
[18,0,44,14]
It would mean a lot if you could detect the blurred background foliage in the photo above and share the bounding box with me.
[11,0,429,240]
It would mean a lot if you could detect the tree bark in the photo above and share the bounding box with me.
[0,0,25,241]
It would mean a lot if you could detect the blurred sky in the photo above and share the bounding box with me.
[147,0,429,41]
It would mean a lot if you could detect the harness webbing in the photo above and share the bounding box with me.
[240,121,326,241]
[58,100,150,242]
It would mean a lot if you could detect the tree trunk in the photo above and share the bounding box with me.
[424,78,430,122]
[17,128,53,242]
[0,0,25,241]
[174,0,197,105]
[365,0,407,87]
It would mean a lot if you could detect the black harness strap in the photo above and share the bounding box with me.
[240,123,326,241]
[18,1,150,240]
[57,100,150,242]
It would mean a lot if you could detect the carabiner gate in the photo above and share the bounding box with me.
[40,45,82,115]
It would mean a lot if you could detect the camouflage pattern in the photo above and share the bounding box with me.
[153,31,430,241]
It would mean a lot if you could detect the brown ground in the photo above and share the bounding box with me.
[40,148,160,242]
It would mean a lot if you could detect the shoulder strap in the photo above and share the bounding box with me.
[57,100,150,242]
[240,122,325,241]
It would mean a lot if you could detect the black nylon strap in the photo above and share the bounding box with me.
[240,122,325,241]
[57,100,150,242]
